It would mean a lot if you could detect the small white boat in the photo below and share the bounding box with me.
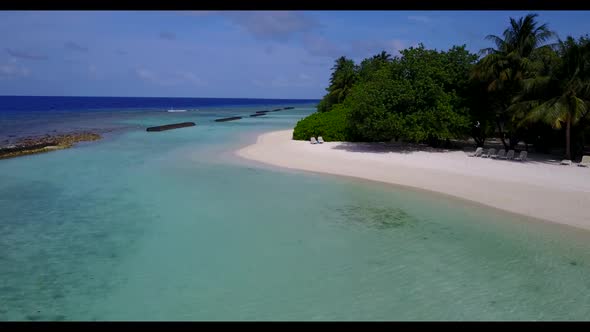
[167,109,188,113]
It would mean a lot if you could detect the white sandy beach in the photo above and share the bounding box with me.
[237,129,590,231]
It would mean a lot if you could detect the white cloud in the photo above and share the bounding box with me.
[298,73,311,80]
[348,39,406,59]
[64,41,89,53]
[134,68,207,87]
[408,15,431,24]
[159,31,177,41]
[5,48,48,61]
[177,71,207,86]
[259,73,316,88]
[187,11,320,42]
[88,64,102,79]
[0,63,30,79]
[136,68,158,82]
[302,33,344,58]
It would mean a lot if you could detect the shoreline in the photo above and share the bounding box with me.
[236,129,590,232]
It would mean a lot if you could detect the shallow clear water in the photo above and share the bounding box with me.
[1,105,590,321]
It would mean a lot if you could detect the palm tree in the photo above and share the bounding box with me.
[372,51,392,62]
[328,56,357,103]
[473,13,556,149]
[512,36,590,159]
[481,14,555,59]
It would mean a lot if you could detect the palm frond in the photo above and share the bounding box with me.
[520,75,552,95]
[485,34,506,51]
[522,97,560,127]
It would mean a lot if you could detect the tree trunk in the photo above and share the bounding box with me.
[565,114,571,160]
[496,120,508,149]
[474,137,485,148]
[509,133,519,150]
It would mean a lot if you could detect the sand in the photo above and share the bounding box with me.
[236,130,590,231]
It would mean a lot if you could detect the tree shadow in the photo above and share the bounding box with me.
[332,141,458,154]
[331,139,579,167]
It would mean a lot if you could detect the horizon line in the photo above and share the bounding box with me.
[0,94,321,101]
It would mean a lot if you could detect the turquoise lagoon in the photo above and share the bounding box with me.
[1,105,590,321]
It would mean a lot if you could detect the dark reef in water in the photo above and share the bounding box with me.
[146,122,196,132]
[334,204,418,230]
[0,132,102,160]
[214,116,242,122]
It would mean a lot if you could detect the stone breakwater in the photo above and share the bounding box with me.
[0,132,102,160]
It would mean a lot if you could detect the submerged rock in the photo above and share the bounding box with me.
[334,204,418,229]
[0,132,101,160]
[214,116,242,122]
[146,122,196,132]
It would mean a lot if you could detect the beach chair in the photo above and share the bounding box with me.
[481,148,496,158]
[317,136,325,144]
[577,155,590,167]
[505,150,515,160]
[468,147,483,157]
[488,148,499,159]
[560,159,572,165]
[493,149,506,159]
[514,151,528,161]
[310,137,318,144]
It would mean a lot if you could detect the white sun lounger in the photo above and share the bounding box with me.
[577,155,590,167]
[493,149,506,159]
[514,151,528,161]
[561,159,572,165]
[317,136,325,144]
[505,150,515,160]
[310,137,318,144]
[469,147,483,157]
[481,148,496,158]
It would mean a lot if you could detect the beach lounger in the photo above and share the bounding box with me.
[577,155,590,167]
[505,150,515,160]
[488,148,499,159]
[317,136,325,144]
[560,159,572,165]
[493,149,506,159]
[514,151,528,161]
[310,137,318,144]
[468,147,483,157]
[481,148,496,158]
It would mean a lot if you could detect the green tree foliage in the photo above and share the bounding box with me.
[357,50,393,82]
[293,104,351,141]
[472,13,556,149]
[511,36,590,159]
[317,56,358,113]
[345,68,410,141]
[346,45,476,144]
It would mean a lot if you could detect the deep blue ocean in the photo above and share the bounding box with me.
[0,96,319,113]
[0,95,319,144]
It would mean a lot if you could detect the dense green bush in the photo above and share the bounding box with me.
[292,104,351,141]
[345,45,474,143]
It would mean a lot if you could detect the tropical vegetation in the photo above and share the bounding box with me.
[293,13,590,160]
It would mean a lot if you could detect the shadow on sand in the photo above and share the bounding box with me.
[331,139,572,167]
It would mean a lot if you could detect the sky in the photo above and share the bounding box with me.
[1,10,589,99]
